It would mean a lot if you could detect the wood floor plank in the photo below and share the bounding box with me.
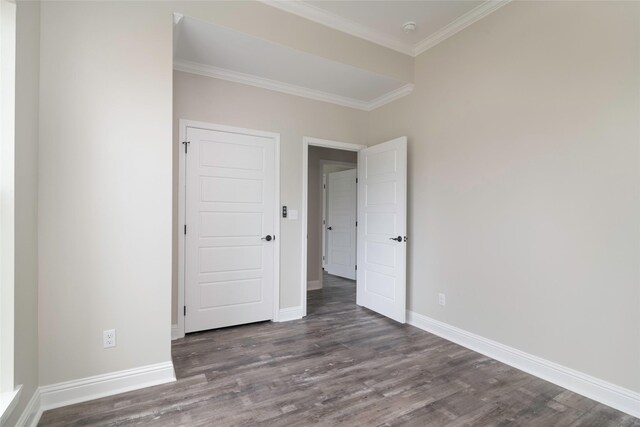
[39,273,637,426]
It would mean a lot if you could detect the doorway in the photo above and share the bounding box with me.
[307,152,357,313]
[309,159,358,292]
[301,136,409,323]
[301,138,365,316]
[322,163,357,280]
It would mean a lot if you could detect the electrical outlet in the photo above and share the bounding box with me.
[103,329,116,348]
[438,293,446,306]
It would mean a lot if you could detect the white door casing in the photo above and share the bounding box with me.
[326,169,357,280]
[322,173,327,269]
[184,125,279,333]
[357,137,407,323]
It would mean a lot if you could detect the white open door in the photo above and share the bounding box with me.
[185,126,277,333]
[326,169,357,280]
[357,137,407,323]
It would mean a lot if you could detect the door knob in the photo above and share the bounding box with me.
[327,227,333,230]
[389,236,402,242]
[261,235,273,241]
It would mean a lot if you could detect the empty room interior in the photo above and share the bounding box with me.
[1,0,639,426]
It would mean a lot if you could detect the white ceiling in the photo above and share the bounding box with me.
[173,16,413,111]
[306,1,482,44]
[173,1,510,111]
[263,0,511,56]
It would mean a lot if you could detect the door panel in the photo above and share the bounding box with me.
[357,137,407,323]
[326,169,357,280]
[185,127,276,333]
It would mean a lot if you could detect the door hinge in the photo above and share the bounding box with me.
[184,224,187,234]
[355,265,357,270]
[182,141,190,153]
[323,184,326,189]
[184,306,186,316]
[355,221,358,227]
[356,178,358,183]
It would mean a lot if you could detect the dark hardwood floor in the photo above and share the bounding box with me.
[39,273,638,426]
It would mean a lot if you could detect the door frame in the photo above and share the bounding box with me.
[177,119,281,339]
[301,137,366,317]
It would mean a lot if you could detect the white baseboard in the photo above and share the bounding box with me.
[276,306,303,322]
[14,387,41,427]
[39,361,175,412]
[171,324,184,340]
[307,280,321,291]
[407,310,640,419]
[15,362,175,426]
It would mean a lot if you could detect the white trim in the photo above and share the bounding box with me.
[367,84,414,111]
[261,0,511,57]
[307,280,321,291]
[407,310,640,419]
[321,173,327,270]
[301,137,366,317]
[414,0,512,56]
[276,306,304,322]
[260,0,416,56]
[171,324,181,341]
[177,121,187,340]
[177,120,281,333]
[1,0,17,396]
[273,132,282,323]
[14,363,175,427]
[38,362,176,413]
[175,60,367,110]
[14,388,41,427]
[174,60,413,112]
[0,384,21,425]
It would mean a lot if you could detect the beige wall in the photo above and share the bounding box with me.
[307,147,357,286]
[173,71,367,322]
[368,1,640,392]
[9,1,40,422]
[38,1,174,385]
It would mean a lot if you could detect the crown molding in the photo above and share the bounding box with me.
[367,83,414,111]
[174,59,413,112]
[261,0,512,58]
[414,0,512,56]
[260,0,416,56]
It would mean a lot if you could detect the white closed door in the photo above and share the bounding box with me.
[185,126,277,333]
[326,169,357,280]
[357,137,407,323]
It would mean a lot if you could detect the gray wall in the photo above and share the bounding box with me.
[38,1,174,385]
[368,0,640,392]
[7,2,40,425]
